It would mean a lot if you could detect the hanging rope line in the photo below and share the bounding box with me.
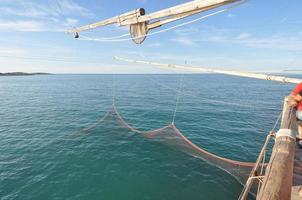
[145,76,280,134]
[172,75,183,124]
[81,33,131,41]
[112,74,116,105]
[146,76,275,110]
[237,111,282,199]
[78,1,246,43]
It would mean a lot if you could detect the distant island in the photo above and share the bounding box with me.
[283,70,302,72]
[0,72,51,76]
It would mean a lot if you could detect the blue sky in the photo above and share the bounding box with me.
[0,0,301,73]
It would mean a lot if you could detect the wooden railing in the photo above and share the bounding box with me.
[257,97,297,200]
[113,57,302,199]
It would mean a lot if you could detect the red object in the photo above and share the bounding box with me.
[292,83,302,111]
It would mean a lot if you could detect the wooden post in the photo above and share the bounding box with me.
[257,97,296,200]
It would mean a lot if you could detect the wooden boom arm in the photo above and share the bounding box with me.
[68,8,146,34]
[114,56,302,84]
[67,0,242,44]
[126,0,239,26]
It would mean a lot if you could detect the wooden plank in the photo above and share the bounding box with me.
[257,137,295,200]
[257,97,296,200]
[292,186,302,200]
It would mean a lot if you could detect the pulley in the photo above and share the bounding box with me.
[67,0,244,44]
[74,32,79,38]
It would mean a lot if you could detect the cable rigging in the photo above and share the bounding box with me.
[67,0,246,44]
[78,6,240,43]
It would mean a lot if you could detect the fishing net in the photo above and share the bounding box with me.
[72,104,258,185]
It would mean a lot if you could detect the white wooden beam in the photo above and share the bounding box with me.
[68,0,241,34]
[114,57,302,84]
[127,0,239,25]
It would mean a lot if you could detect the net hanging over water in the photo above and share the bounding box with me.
[72,103,258,185]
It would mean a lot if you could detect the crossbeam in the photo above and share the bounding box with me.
[114,57,302,84]
[126,0,239,26]
[67,0,242,44]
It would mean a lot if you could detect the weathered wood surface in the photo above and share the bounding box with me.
[257,97,296,200]
[257,137,296,200]
[292,144,302,199]
[135,0,238,26]
[68,9,144,33]
[68,0,240,33]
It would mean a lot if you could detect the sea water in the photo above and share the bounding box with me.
[0,74,300,200]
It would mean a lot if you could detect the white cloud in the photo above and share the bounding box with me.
[0,6,50,17]
[0,47,28,55]
[174,26,302,51]
[63,18,78,27]
[171,37,198,47]
[237,33,251,39]
[241,36,302,51]
[55,0,92,17]
[136,0,148,4]
[0,20,45,32]
[148,42,162,47]
[0,1,92,32]
[0,17,79,32]
[212,34,302,51]
[0,0,92,18]
[174,27,199,36]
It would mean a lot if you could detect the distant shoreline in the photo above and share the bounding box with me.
[0,72,300,76]
[0,72,51,76]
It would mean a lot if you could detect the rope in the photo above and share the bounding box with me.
[237,133,273,200]
[84,33,131,41]
[146,76,274,109]
[257,149,266,194]
[238,111,282,200]
[172,75,183,124]
[78,0,247,43]
[145,76,278,134]
[271,111,283,133]
[112,74,116,105]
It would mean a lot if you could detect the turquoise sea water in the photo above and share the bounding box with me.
[0,74,300,200]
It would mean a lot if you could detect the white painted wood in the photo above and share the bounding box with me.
[114,57,302,84]
[147,6,218,30]
[127,0,239,25]
[68,0,240,34]
[68,9,143,33]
